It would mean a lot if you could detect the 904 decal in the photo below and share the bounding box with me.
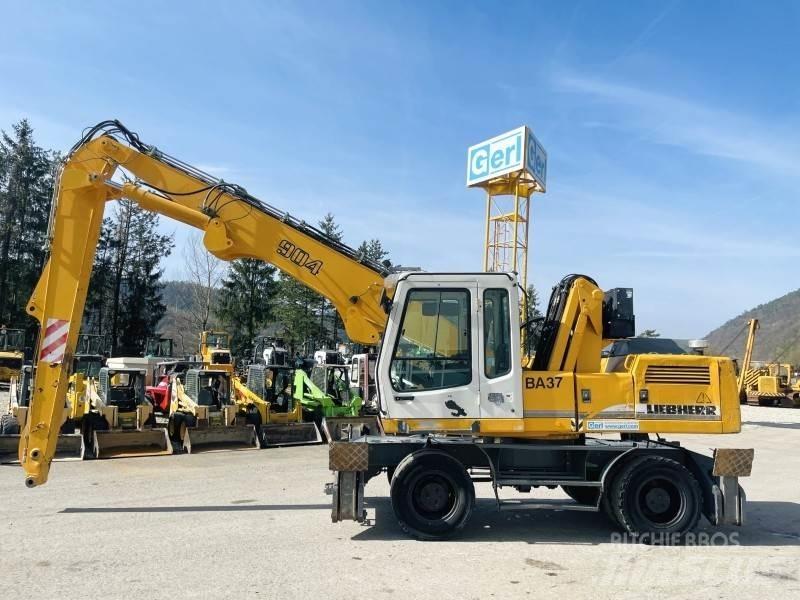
[277,239,323,275]
[525,376,563,389]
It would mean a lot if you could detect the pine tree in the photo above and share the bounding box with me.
[318,213,344,347]
[273,273,323,356]
[525,284,544,355]
[216,259,278,359]
[356,238,391,267]
[116,208,173,354]
[84,201,173,354]
[0,120,57,343]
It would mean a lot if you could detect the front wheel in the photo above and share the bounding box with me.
[390,449,475,540]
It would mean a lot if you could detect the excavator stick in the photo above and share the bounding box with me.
[182,424,259,453]
[0,434,84,464]
[92,428,172,459]
[321,416,382,442]
[259,422,322,447]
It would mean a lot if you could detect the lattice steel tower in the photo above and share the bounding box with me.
[466,126,547,293]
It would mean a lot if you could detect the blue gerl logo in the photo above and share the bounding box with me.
[467,126,546,190]
[467,130,524,185]
[525,134,547,189]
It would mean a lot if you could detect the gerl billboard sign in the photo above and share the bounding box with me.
[466,126,547,191]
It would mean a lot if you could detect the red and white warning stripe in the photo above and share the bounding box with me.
[39,318,70,364]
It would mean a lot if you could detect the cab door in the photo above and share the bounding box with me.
[478,284,523,419]
[378,281,480,420]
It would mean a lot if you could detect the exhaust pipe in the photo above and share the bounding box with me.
[92,428,172,459]
[259,422,322,447]
[182,424,259,453]
[0,433,85,464]
[321,416,382,442]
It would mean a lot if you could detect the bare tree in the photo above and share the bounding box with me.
[160,235,224,355]
[184,234,224,332]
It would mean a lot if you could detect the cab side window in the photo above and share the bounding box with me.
[390,289,471,391]
[484,288,511,378]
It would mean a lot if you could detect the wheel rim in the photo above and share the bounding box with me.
[408,471,457,521]
[636,476,684,526]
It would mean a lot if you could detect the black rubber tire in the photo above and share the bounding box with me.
[82,413,108,459]
[183,413,197,429]
[600,486,620,526]
[168,413,184,442]
[0,413,20,435]
[386,466,396,485]
[390,449,475,540]
[610,455,702,542]
[313,406,327,442]
[757,397,777,407]
[562,485,600,505]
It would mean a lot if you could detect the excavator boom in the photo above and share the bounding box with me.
[20,120,389,486]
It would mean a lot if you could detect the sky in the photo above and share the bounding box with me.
[1,0,799,338]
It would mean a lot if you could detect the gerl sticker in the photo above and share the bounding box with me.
[586,420,640,432]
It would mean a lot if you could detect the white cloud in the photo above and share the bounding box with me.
[556,74,800,175]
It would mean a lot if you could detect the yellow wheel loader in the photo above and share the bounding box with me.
[63,345,106,431]
[87,367,172,459]
[198,330,317,446]
[169,368,258,453]
[199,331,234,373]
[233,364,322,447]
[17,121,752,543]
[0,365,84,462]
[0,328,25,385]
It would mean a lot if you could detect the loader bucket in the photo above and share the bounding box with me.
[0,434,84,464]
[182,424,259,453]
[0,435,22,464]
[322,416,382,442]
[54,434,86,461]
[92,428,172,459]
[260,422,322,447]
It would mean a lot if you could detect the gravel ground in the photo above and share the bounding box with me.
[1,393,798,600]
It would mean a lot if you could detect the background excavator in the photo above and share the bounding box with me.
[295,361,380,441]
[198,329,321,446]
[234,364,322,446]
[737,318,800,407]
[17,121,751,543]
[168,368,258,452]
[87,367,172,458]
[0,365,84,461]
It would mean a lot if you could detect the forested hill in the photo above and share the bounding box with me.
[706,288,800,363]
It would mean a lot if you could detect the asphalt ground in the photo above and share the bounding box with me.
[1,395,798,600]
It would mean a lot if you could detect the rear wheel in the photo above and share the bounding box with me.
[611,455,701,542]
[390,450,475,540]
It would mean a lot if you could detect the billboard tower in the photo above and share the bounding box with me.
[466,126,547,293]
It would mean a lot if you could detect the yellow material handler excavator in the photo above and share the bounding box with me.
[18,121,752,542]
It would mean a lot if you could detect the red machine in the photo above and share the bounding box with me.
[146,360,201,415]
